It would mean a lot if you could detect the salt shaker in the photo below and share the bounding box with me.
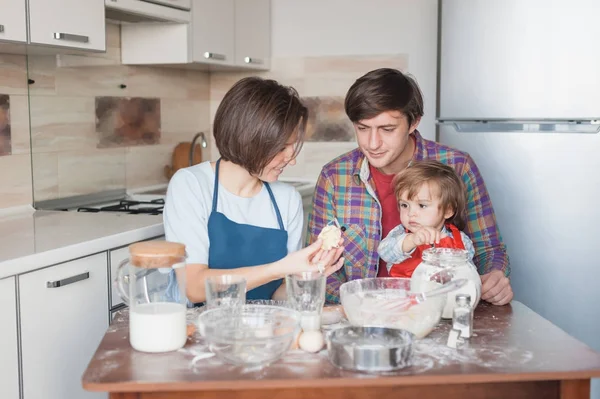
[452,294,473,338]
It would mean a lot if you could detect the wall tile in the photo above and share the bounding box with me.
[0,55,28,95]
[57,148,126,198]
[31,152,58,202]
[7,95,31,155]
[126,144,172,189]
[26,55,57,95]
[0,154,32,208]
[29,96,96,153]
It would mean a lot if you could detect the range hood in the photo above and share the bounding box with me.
[105,0,191,24]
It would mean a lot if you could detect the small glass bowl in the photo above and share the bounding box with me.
[198,304,301,366]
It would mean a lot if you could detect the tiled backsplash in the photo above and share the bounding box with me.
[0,23,211,209]
[208,54,408,180]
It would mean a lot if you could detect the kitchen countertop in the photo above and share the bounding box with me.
[82,302,600,399]
[0,206,163,279]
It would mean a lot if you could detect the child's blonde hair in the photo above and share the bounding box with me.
[392,160,467,230]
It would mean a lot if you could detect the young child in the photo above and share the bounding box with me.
[378,160,475,278]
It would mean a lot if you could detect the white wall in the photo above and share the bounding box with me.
[272,0,439,140]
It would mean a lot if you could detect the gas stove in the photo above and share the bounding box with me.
[76,197,165,215]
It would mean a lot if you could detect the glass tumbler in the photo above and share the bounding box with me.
[285,272,326,331]
[205,275,247,309]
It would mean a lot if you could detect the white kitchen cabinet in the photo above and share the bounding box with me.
[234,0,270,70]
[0,277,20,399]
[0,0,27,43]
[28,0,106,51]
[191,0,235,66]
[19,253,109,399]
[121,0,270,70]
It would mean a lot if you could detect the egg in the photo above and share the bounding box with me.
[298,331,324,353]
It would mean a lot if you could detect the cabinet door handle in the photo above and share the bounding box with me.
[47,272,90,288]
[203,52,226,61]
[244,57,264,65]
[53,32,89,43]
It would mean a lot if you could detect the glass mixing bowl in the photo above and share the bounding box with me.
[340,278,445,339]
[198,304,301,366]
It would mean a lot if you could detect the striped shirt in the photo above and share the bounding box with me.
[306,130,510,304]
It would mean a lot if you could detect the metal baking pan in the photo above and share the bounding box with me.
[326,326,414,372]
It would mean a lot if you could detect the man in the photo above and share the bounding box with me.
[306,68,513,306]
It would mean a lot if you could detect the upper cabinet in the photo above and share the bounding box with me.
[121,0,271,71]
[191,0,235,66]
[28,0,106,51]
[0,0,27,43]
[234,0,270,69]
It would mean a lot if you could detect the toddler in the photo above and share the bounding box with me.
[378,160,475,278]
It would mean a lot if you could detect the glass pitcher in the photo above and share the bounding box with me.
[410,248,481,319]
[115,241,188,353]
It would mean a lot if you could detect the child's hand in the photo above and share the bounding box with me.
[410,227,447,246]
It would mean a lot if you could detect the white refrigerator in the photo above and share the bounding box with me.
[438,1,600,397]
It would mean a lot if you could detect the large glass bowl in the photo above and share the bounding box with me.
[340,278,445,339]
[198,304,301,366]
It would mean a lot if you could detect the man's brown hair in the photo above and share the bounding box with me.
[344,68,424,127]
[392,160,467,230]
[213,77,307,175]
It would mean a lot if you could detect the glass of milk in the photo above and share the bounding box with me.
[115,241,188,353]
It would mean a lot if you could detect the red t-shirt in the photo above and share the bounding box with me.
[369,165,401,277]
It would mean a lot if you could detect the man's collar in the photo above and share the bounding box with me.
[353,129,426,181]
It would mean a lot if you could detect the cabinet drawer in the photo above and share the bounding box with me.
[20,253,109,399]
[0,277,19,399]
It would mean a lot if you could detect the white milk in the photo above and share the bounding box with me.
[300,311,321,331]
[129,302,187,353]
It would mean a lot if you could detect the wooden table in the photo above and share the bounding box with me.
[82,301,600,399]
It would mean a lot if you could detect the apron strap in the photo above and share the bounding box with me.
[264,183,285,231]
[212,158,222,212]
[213,158,284,231]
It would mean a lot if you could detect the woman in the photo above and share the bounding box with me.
[164,77,344,303]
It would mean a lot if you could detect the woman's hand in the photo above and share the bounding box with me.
[274,238,344,278]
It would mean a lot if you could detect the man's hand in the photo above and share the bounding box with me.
[480,270,513,305]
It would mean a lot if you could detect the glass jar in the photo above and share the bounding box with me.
[410,248,481,319]
[115,241,188,353]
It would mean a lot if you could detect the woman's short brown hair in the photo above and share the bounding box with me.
[344,68,424,127]
[213,77,308,175]
[392,160,467,230]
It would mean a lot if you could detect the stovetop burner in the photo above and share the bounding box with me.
[77,198,165,215]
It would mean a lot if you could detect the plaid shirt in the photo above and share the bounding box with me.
[306,130,510,304]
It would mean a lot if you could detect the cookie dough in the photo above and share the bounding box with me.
[318,225,342,251]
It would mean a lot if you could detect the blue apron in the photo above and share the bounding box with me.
[206,158,288,300]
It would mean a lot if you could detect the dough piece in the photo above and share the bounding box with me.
[318,225,342,251]
[298,331,324,353]
[321,306,344,325]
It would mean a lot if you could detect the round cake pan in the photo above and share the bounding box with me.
[326,326,414,372]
